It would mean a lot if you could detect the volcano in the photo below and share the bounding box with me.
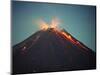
[13,28,96,74]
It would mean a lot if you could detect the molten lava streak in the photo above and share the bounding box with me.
[61,31,76,44]
[61,31,88,52]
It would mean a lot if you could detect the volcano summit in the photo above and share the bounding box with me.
[13,26,96,74]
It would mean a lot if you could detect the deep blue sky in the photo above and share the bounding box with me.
[12,1,96,51]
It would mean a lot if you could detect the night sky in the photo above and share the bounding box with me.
[12,1,96,51]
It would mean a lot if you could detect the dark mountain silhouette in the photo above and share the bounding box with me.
[13,28,96,74]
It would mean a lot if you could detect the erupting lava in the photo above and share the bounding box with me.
[38,18,87,49]
[39,20,49,30]
[50,17,60,29]
[38,17,60,30]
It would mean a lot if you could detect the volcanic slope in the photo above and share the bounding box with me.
[13,28,96,74]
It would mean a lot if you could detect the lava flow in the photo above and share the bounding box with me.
[38,18,88,51]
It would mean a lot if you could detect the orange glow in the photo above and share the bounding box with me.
[37,17,60,31]
[38,20,49,30]
[41,24,49,30]
[61,31,77,45]
[50,17,60,29]
[61,31,88,51]
[62,32,71,39]
[68,35,71,39]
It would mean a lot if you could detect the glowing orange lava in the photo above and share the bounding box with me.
[61,31,77,45]
[50,17,60,29]
[38,17,60,30]
[39,20,49,30]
